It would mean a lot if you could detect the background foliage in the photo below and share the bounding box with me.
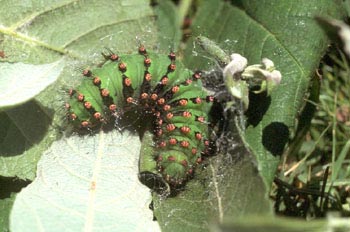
[0,0,348,231]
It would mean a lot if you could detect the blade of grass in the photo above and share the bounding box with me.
[284,124,331,176]
[331,139,350,182]
[331,87,338,182]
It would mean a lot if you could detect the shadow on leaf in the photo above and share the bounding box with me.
[262,122,289,156]
[0,100,53,157]
[245,91,271,127]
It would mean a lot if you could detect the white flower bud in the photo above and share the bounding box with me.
[223,53,247,78]
[267,70,282,85]
[261,58,275,70]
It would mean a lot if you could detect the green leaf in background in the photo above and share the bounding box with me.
[154,0,182,51]
[10,131,160,232]
[184,0,343,189]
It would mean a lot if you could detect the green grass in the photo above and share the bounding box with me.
[273,48,350,218]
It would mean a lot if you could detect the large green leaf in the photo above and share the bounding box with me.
[183,0,343,188]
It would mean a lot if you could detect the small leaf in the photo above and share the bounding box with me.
[0,60,64,110]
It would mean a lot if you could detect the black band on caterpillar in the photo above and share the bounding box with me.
[66,46,213,194]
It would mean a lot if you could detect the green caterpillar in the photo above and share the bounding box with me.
[66,45,213,194]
